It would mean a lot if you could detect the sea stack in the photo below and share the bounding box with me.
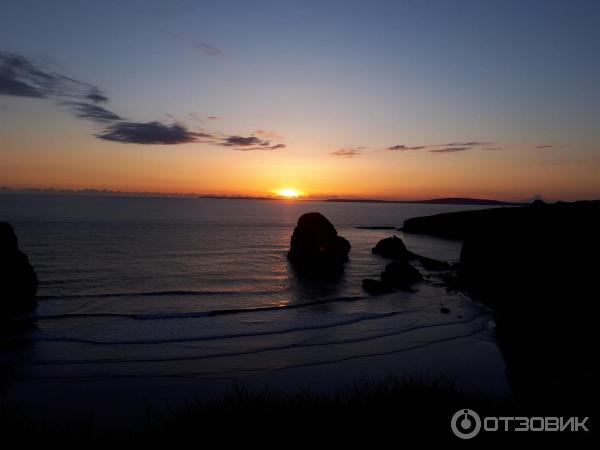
[288,212,350,272]
[0,222,38,317]
[372,236,409,260]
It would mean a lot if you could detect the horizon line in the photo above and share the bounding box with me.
[0,185,576,205]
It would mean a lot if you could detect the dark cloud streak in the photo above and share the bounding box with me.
[221,135,268,147]
[219,135,285,151]
[0,51,108,103]
[1,51,283,150]
[194,42,222,56]
[384,141,496,155]
[85,88,108,103]
[63,102,122,122]
[442,141,491,147]
[331,148,361,157]
[386,145,425,151]
[430,147,471,153]
[160,30,223,56]
[97,121,204,145]
[234,143,286,151]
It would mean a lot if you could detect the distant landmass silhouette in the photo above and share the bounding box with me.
[197,195,523,205]
[325,197,525,206]
[1,187,527,205]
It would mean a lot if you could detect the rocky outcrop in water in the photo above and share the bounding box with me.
[288,213,350,273]
[372,235,451,270]
[372,236,409,260]
[410,253,451,271]
[364,235,451,295]
[361,278,395,295]
[1,222,38,317]
[380,260,423,288]
[362,259,423,296]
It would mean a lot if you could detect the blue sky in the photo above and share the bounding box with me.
[1,0,599,199]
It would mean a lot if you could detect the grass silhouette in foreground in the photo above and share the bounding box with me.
[0,377,594,448]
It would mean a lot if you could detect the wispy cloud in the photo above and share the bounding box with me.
[160,30,222,56]
[534,144,554,149]
[0,51,108,102]
[193,42,222,56]
[221,136,268,147]
[430,146,471,153]
[233,143,286,151]
[85,87,108,103]
[386,145,425,151]
[331,148,362,157]
[97,117,284,148]
[1,50,125,129]
[442,141,491,147]
[427,141,492,154]
[255,129,283,140]
[1,51,287,149]
[97,122,209,144]
[218,135,285,150]
[62,101,122,122]
[384,141,493,154]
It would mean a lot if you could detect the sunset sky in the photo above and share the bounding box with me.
[1,0,599,201]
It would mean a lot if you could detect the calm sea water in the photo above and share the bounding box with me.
[0,194,508,423]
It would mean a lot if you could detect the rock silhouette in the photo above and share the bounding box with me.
[288,213,350,273]
[362,259,423,296]
[372,236,409,260]
[409,253,451,271]
[380,260,423,289]
[364,235,440,295]
[372,235,450,270]
[403,200,600,410]
[361,278,395,295]
[0,222,38,317]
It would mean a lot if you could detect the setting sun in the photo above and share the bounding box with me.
[276,188,302,198]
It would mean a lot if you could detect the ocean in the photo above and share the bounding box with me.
[0,194,508,424]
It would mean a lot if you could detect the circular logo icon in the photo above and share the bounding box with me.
[451,409,481,439]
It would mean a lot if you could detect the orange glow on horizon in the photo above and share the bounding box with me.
[2,129,600,202]
[274,188,303,198]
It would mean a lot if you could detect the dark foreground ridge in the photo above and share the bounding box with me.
[1,376,592,448]
[403,200,600,413]
[0,222,38,320]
